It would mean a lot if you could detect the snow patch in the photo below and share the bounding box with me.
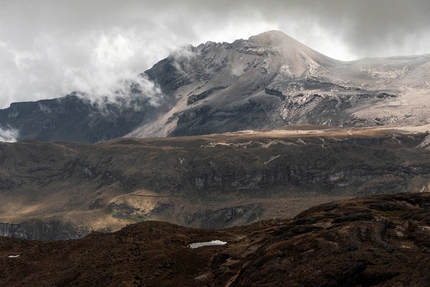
[359,66,405,83]
[189,240,227,249]
[82,166,94,177]
[298,52,328,76]
[7,254,20,258]
[279,64,297,78]
[38,103,51,114]
[417,133,430,149]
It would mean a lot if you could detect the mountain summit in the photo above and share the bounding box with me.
[1,31,430,142]
[249,30,333,68]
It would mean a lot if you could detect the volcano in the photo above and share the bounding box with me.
[130,30,430,137]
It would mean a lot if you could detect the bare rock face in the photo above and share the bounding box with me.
[130,30,430,138]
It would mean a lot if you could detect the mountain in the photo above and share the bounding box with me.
[1,30,430,142]
[129,30,430,137]
[2,126,430,239]
[1,192,430,286]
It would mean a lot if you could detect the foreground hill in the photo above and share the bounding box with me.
[1,31,430,142]
[2,126,430,239]
[1,192,430,286]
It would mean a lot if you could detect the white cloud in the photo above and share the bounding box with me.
[0,127,19,143]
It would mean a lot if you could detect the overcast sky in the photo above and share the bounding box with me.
[0,0,429,108]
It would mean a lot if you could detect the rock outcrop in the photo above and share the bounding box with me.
[0,92,154,143]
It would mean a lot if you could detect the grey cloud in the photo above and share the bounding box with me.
[0,0,429,108]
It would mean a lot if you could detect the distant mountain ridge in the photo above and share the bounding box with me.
[0,93,154,143]
[1,30,430,143]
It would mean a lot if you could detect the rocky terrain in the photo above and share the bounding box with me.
[2,126,430,239]
[1,192,430,286]
[1,31,430,142]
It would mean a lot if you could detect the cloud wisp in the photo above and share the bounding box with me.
[0,127,19,143]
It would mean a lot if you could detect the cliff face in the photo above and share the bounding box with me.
[69,132,430,197]
[1,127,430,239]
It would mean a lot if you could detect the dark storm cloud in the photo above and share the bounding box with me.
[0,0,429,109]
[274,0,430,58]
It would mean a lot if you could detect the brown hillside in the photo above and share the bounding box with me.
[1,192,430,286]
[2,126,430,238]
